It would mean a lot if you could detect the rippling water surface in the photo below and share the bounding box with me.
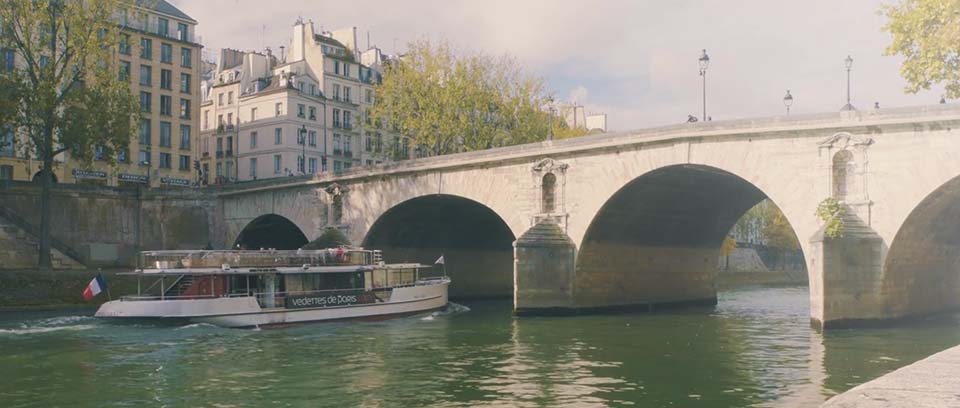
[2,286,960,407]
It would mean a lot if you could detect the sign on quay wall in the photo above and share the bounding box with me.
[72,169,106,179]
[118,173,149,184]
[160,177,191,186]
[285,291,376,309]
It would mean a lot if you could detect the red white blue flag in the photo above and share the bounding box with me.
[82,274,107,301]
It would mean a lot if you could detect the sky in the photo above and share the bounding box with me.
[170,0,945,131]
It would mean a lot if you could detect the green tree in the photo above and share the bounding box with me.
[301,227,351,250]
[0,0,139,269]
[881,0,960,98]
[371,39,562,157]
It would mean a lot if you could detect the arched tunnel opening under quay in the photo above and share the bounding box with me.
[574,164,807,311]
[363,195,516,299]
[234,214,309,250]
[882,175,960,319]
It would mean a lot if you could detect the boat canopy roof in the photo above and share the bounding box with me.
[118,263,429,276]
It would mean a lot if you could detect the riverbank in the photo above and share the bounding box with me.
[717,270,807,288]
[0,269,138,309]
[822,344,960,407]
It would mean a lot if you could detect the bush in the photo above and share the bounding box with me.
[301,228,351,249]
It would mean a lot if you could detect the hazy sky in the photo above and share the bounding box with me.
[171,0,945,131]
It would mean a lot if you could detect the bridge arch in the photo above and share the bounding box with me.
[362,194,516,299]
[233,214,309,250]
[882,174,960,319]
[573,163,807,310]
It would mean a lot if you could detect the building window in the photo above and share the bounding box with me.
[178,22,189,42]
[275,102,282,116]
[216,137,223,154]
[365,135,372,152]
[119,34,131,55]
[227,113,233,126]
[343,111,352,129]
[309,84,316,95]
[179,125,191,150]
[139,64,151,86]
[228,91,234,105]
[309,106,316,121]
[179,154,190,171]
[226,136,233,155]
[334,60,340,75]
[308,157,317,173]
[333,109,341,128]
[333,161,342,173]
[180,73,191,93]
[160,69,171,89]
[139,91,151,112]
[139,119,151,145]
[0,127,12,157]
[250,131,257,148]
[344,86,351,103]
[333,133,342,154]
[119,60,131,81]
[251,107,258,121]
[297,104,305,118]
[180,47,192,67]
[159,152,172,169]
[298,81,304,92]
[160,43,172,64]
[344,135,352,155]
[274,128,282,145]
[159,122,172,147]
[250,157,257,178]
[139,150,150,166]
[308,130,316,147]
[160,95,172,116]
[273,154,281,174]
[0,165,13,180]
[297,156,305,173]
[216,162,222,177]
[217,93,223,106]
[541,173,557,213]
[117,149,128,163]
[180,99,191,118]
[140,37,152,60]
[344,64,350,77]
[0,48,13,72]
[365,89,373,104]
[157,18,169,37]
[333,84,340,101]
[203,111,209,130]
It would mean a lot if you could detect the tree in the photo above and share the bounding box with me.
[0,0,139,269]
[371,39,564,157]
[881,0,960,98]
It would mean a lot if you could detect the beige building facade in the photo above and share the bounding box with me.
[200,20,392,185]
[0,0,201,189]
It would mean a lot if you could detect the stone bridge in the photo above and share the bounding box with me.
[217,105,960,329]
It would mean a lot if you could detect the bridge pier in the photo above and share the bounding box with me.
[513,220,577,314]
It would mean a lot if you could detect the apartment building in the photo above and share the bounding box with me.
[200,20,393,184]
[0,0,201,188]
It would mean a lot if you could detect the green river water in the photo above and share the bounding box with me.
[2,286,960,407]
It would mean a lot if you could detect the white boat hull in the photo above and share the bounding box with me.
[96,281,449,328]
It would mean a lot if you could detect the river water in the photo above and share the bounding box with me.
[2,285,960,407]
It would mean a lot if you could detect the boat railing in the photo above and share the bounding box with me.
[120,293,218,301]
[138,248,382,270]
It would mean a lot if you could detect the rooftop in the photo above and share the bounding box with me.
[137,0,196,24]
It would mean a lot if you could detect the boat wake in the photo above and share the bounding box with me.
[0,315,98,336]
[421,302,471,321]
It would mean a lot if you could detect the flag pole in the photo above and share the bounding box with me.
[101,268,112,301]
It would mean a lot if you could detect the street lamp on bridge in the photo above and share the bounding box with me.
[698,49,710,121]
[783,90,794,115]
[841,55,855,111]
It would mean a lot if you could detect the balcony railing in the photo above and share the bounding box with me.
[225,150,234,157]
[215,150,223,158]
[120,20,197,43]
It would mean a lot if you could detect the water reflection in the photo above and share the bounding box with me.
[2,287,960,407]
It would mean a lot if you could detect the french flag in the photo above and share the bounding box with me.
[82,274,107,301]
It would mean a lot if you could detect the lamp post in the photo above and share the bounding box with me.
[783,90,794,115]
[699,49,710,121]
[299,124,307,174]
[842,55,855,111]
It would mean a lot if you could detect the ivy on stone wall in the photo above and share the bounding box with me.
[816,198,845,238]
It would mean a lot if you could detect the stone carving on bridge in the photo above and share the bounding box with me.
[322,183,349,227]
[531,158,569,229]
[819,132,874,225]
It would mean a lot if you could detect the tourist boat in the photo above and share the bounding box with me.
[95,248,450,328]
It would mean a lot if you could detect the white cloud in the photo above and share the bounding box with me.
[172,0,946,131]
